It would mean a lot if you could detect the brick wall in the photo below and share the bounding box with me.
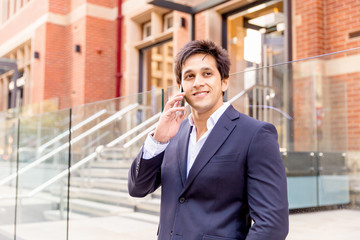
[294,0,325,59]
[294,0,360,59]
[31,24,47,104]
[195,12,206,40]
[343,72,360,151]
[88,0,117,8]
[0,1,48,47]
[325,0,360,53]
[84,16,117,104]
[293,75,316,151]
[293,61,360,152]
[43,23,70,109]
[174,12,191,56]
[293,0,360,152]
[49,0,70,14]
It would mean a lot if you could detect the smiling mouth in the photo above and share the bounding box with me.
[193,91,209,96]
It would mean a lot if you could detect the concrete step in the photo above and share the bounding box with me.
[151,188,161,199]
[88,160,132,169]
[43,209,89,221]
[70,177,128,192]
[70,187,136,208]
[77,168,129,179]
[69,199,134,217]
[136,198,160,215]
[120,211,159,224]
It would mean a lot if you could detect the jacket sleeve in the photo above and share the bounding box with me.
[246,123,289,240]
[128,146,164,198]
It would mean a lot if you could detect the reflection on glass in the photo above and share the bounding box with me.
[15,109,71,239]
[0,47,359,239]
[68,89,163,239]
[228,48,360,238]
[142,41,174,92]
[0,117,18,238]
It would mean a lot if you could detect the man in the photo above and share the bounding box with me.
[128,40,289,240]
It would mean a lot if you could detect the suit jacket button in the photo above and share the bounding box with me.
[179,197,185,203]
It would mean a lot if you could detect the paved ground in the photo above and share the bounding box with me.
[0,209,359,239]
[288,209,360,240]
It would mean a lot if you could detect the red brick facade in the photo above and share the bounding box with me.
[293,0,360,151]
[294,0,360,59]
[1,0,359,151]
[0,0,118,109]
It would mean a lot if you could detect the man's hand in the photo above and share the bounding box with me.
[153,93,187,143]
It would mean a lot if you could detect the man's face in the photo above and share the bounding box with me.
[181,53,228,115]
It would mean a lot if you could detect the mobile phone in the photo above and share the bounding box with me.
[179,85,185,107]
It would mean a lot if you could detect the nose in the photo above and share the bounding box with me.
[192,74,205,88]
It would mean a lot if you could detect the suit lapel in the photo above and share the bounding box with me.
[177,121,192,186]
[181,105,240,195]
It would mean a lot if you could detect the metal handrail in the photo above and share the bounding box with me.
[17,111,161,198]
[228,84,274,104]
[0,84,272,199]
[38,109,107,152]
[0,103,138,186]
[122,84,274,149]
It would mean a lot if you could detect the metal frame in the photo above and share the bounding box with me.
[0,58,19,109]
[148,0,228,40]
[222,0,294,148]
[147,0,228,14]
[138,38,173,93]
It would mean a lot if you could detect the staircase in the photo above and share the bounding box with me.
[66,156,161,218]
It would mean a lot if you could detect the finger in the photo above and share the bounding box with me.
[164,107,186,115]
[176,109,187,122]
[164,94,185,111]
[172,92,185,98]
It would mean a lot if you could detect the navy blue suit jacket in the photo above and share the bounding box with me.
[128,105,289,240]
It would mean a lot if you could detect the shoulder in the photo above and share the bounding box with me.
[226,105,277,135]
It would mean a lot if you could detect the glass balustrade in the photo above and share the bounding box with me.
[67,89,163,240]
[0,117,18,239]
[0,48,359,239]
[15,108,71,240]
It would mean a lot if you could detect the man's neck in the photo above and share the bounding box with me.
[191,104,222,141]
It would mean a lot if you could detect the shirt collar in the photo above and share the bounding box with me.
[188,102,230,130]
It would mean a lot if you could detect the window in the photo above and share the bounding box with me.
[164,12,174,31]
[168,46,173,57]
[157,62,162,71]
[143,21,151,39]
[141,41,174,91]
[167,79,173,87]
[167,63,173,73]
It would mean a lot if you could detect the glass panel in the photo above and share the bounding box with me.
[15,108,71,239]
[0,116,18,239]
[68,89,163,239]
[1,47,359,239]
[229,48,360,238]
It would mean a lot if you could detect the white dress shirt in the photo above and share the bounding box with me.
[143,102,230,177]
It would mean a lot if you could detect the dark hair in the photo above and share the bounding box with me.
[174,40,230,85]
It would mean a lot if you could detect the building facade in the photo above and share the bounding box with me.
[1,0,360,154]
[0,0,119,112]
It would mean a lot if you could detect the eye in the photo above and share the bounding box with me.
[204,72,212,77]
[184,73,194,80]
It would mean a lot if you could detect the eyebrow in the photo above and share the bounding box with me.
[183,67,214,76]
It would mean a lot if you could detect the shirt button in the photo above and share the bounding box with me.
[179,197,185,203]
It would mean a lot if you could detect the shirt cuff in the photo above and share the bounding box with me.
[142,132,169,159]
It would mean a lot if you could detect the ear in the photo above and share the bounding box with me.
[221,78,229,92]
